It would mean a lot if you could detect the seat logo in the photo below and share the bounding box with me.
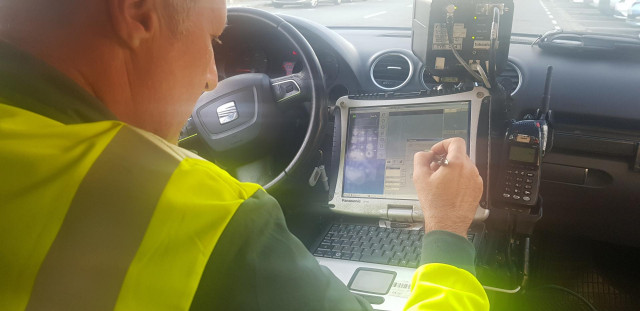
[217,101,239,125]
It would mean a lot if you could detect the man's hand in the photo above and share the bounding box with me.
[412,138,483,237]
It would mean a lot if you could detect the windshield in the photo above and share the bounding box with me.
[230,0,640,36]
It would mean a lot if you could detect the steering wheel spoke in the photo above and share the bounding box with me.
[271,72,311,106]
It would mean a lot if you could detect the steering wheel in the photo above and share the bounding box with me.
[180,8,327,191]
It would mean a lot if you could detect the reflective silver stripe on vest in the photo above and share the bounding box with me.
[26,126,181,311]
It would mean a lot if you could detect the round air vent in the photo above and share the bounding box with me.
[498,62,522,95]
[370,53,413,91]
[420,67,439,89]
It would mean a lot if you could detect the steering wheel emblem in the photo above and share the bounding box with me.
[217,101,239,125]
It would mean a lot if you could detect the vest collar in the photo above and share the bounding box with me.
[0,40,117,124]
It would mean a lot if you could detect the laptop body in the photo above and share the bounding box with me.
[314,87,491,311]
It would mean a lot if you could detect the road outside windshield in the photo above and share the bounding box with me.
[229,0,640,36]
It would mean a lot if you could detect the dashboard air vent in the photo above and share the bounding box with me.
[370,53,413,90]
[498,62,522,95]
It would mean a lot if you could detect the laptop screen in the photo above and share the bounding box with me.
[342,102,470,200]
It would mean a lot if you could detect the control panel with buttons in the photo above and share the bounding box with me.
[501,164,539,204]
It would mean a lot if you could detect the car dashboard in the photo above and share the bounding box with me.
[206,10,640,310]
[215,13,640,248]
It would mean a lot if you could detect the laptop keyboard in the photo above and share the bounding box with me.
[313,224,475,268]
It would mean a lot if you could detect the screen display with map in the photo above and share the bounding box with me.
[342,102,470,200]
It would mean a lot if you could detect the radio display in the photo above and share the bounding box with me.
[509,146,536,163]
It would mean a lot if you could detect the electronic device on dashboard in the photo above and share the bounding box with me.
[497,66,554,207]
[411,0,514,83]
[497,120,543,206]
[327,87,490,224]
[317,88,490,311]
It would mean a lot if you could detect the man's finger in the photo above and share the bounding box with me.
[431,137,467,159]
[414,150,436,177]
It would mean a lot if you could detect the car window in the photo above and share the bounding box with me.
[230,0,640,37]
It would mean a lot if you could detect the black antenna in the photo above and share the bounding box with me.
[537,66,553,119]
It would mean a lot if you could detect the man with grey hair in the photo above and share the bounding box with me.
[0,0,489,310]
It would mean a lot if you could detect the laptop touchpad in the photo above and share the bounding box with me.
[348,268,397,295]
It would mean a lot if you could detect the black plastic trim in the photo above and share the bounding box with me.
[553,132,637,157]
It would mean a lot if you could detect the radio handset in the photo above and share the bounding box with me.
[498,66,553,206]
[498,120,543,205]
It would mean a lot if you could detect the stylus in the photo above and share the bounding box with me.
[433,154,449,167]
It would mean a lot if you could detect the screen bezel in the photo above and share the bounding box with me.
[328,87,489,221]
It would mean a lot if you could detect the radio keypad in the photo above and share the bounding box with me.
[502,165,537,203]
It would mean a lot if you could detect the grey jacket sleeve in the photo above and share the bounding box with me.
[189,189,373,311]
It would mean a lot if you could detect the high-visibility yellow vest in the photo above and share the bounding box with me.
[0,103,262,310]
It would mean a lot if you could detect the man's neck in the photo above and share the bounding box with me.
[0,3,186,143]
[1,31,179,142]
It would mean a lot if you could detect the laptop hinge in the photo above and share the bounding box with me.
[380,205,423,230]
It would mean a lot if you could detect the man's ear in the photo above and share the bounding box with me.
[107,0,160,49]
